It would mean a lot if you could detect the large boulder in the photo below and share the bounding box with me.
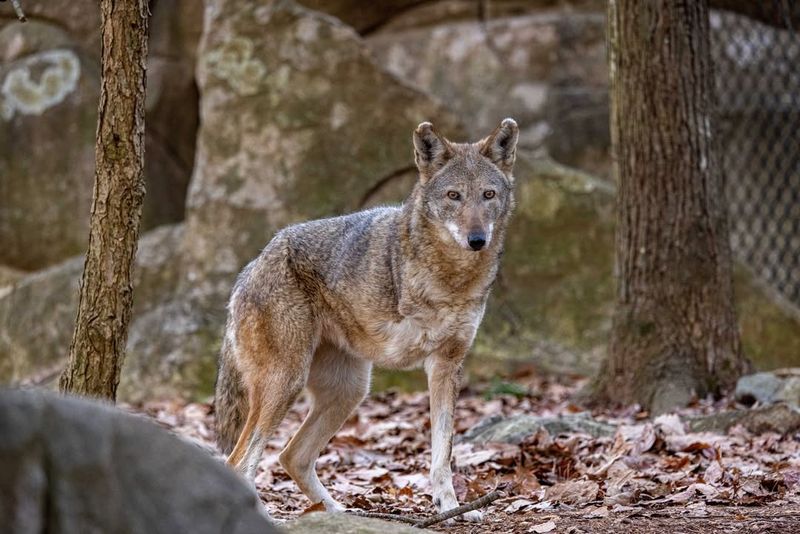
[0,1,202,271]
[120,298,226,403]
[0,224,185,387]
[295,0,425,33]
[183,0,463,301]
[0,21,98,270]
[0,389,278,533]
[367,9,610,176]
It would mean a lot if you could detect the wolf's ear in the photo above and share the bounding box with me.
[413,122,453,183]
[480,118,519,176]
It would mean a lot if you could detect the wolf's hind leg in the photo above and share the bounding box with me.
[225,299,315,482]
[227,369,307,481]
[280,344,371,512]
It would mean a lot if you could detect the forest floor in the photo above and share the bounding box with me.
[126,370,800,533]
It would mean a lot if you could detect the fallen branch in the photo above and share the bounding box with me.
[414,489,505,528]
[347,489,505,528]
[1,0,27,22]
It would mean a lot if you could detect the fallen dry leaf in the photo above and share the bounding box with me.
[505,498,535,513]
[530,519,557,533]
[545,480,599,505]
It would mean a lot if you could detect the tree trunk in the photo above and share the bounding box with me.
[59,0,149,400]
[589,0,749,414]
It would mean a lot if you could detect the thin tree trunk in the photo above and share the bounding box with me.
[60,0,149,400]
[589,0,749,414]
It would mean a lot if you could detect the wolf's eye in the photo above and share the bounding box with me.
[447,191,461,201]
[483,190,496,199]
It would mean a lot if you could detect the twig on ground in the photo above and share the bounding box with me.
[415,489,505,528]
[3,0,27,22]
[347,489,505,528]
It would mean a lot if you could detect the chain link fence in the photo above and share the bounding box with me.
[711,6,800,312]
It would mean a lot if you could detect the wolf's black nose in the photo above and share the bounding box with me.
[468,232,486,251]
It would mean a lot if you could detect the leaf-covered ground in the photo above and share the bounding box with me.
[126,371,800,532]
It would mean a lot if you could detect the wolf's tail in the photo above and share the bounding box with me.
[214,331,247,455]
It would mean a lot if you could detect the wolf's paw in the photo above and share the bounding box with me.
[322,499,346,513]
[462,510,483,522]
[434,494,482,523]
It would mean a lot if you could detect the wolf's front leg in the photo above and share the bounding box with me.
[425,353,483,523]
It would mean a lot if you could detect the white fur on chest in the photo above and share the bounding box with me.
[373,303,485,369]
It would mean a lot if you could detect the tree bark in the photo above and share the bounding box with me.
[60,0,149,400]
[589,0,749,414]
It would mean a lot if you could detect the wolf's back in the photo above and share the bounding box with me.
[214,330,247,455]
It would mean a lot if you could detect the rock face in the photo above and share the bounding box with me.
[367,10,610,176]
[295,0,424,33]
[120,298,225,402]
[185,0,462,300]
[0,224,184,387]
[0,21,98,270]
[0,1,202,270]
[0,389,279,534]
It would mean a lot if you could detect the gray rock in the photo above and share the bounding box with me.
[460,413,615,445]
[285,513,430,534]
[735,370,800,407]
[0,389,280,534]
[0,21,99,270]
[735,371,785,405]
[367,11,611,176]
[0,2,202,270]
[688,403,800,435]
[777,376,800,407]
[120,298,225,403]
[0,256,83,385]
[183,0,463,301]
[0,224,184,391]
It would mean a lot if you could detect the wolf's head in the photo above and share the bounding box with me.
[412,118,518,252]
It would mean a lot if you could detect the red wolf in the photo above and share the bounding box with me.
[215,119,519,521]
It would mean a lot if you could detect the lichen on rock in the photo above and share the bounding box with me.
[204,36,266,96]
[1,49,80,120]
